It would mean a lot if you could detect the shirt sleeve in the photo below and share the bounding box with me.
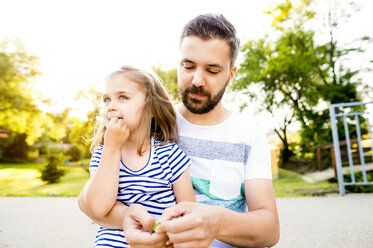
[168,143,191,184]
[244,132,272,180]
[89,146,103,172]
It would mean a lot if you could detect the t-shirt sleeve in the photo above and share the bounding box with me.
[244,132,272,180]
[89,146,103,172]
[168,144,191,184]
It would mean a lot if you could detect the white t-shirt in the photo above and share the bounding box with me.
[176,108,272,248]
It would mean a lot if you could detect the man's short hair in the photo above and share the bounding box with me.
[180,13,240,68]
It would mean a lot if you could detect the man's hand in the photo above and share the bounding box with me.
[158,201,221,248]
[123,204,170,248]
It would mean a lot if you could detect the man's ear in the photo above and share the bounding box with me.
[228,66,238,86]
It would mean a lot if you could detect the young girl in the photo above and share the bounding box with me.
[80,65,195,247]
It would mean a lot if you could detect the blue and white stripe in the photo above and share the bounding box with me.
[89,138,191,248]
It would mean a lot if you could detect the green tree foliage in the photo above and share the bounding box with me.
[0,39,50,145]
[71,87,101,156]
[233,0,371,163]
[0,133,30,161]
[65,143,82,162]
[152,64,179,102]
[0,39,40,113]
[41,153,65,184]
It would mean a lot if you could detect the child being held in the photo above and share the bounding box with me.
[79,65,195,247]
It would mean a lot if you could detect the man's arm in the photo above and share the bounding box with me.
[217,179,279,247]
[160,179,279,248]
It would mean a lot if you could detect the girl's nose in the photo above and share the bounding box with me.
[107,102,117,112]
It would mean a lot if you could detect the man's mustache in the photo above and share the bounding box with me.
[185,86,211,97]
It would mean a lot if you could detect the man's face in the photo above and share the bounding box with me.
[178,36,236,114]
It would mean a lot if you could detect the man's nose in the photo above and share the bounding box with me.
[192,69,205,87]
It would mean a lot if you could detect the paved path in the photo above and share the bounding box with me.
[1,194,372,248]
[301,163,373,183]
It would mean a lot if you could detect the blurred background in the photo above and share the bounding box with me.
[0,0,372,196]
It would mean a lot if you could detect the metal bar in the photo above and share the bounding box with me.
[355,115,368,183]
[344,182,373,186]
[331,101,373,108]
[367,117,373,164]
[335,112,368,117]
[343,115,355,183]
[330,105,346,195]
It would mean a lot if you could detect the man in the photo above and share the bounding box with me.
[79,13,279,248]
[157,14,279,248]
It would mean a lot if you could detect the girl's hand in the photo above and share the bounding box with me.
[123,204,169,248]
[104,116,130,150]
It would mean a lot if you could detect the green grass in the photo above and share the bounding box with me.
[0,162,90,196]
[0,162,339,197]
[273,168,339,197]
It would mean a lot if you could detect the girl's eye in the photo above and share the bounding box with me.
[103,98,110,104]
[119,95,127,100]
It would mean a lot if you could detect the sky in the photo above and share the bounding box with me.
[1,0,372,131]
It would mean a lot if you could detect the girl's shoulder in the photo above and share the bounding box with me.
[91,145,104,155]
[153,138,179,154]
[153,138,177,147]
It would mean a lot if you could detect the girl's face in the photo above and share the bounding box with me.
[102,75,147,135]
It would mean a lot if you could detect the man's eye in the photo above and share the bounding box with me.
[183,63,194,70]
[119,95,127,100]
[208,70,219,74]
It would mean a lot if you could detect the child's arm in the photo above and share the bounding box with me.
[80,148,121,218]
[172,168,195,203]
[78,171,126,229]
[82,117,129,217]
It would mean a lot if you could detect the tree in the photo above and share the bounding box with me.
[152,64,179,102]
[233,0,371,163]
[72,87,101,156]
[0,39,48,145]
[41,153,65,184]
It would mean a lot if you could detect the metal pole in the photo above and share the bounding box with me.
[367,117,373,163]
[330,104,346,195]
[355,115,368,183]
[343,115,355,183]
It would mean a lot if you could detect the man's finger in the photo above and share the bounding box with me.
[159,212,196,234]
[161,202,190,221]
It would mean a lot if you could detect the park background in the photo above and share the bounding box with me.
[1,1,373,248]
[1,0,373,196]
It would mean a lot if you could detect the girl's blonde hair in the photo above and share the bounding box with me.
[90,65,178,155]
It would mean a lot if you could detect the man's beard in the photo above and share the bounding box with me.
[180,80,229,114]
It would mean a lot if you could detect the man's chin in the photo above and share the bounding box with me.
[184,103,210,114]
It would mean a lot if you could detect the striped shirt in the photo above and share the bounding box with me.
[89,138,191,248]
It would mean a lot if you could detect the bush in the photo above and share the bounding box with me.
[65,144,82,162]
[0,133,30,162]
[344,171,373,193]
[41,153,66,184]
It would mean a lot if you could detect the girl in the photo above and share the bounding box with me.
[80,65,195,247]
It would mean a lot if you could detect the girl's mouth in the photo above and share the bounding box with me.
[107,112,123,120]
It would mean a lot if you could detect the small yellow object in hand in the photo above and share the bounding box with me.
[152,220,161,233]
